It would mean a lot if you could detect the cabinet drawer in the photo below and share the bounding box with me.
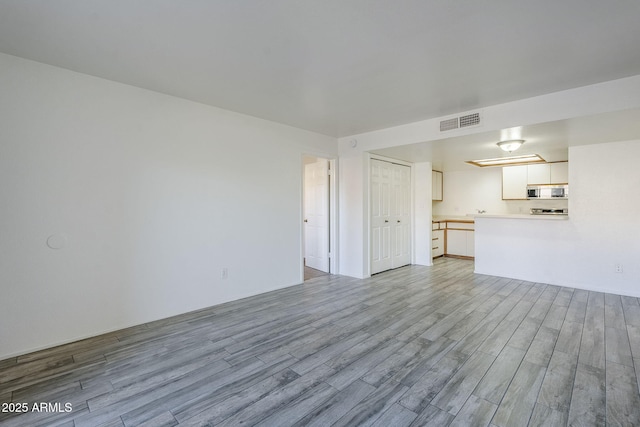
[432,229,444,257]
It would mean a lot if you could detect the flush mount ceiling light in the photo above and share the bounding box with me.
[466,154,546,168]
[497,139,525,152]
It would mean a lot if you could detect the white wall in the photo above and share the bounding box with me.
[475,139,640,297]
[337,149,366,278]
[0,53,337,359]
[413,162,433,266]
[433,168,568,216]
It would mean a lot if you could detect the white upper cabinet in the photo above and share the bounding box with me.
[502,166,528,200]
[528,162,568,184]
[549,162,569,184]
[432,170,443,201]
[503,162,569,199]
[527,164,551,185]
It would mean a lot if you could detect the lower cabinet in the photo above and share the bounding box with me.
[433,220,475,259]
[446,229,474,258]
[432,229,444,258]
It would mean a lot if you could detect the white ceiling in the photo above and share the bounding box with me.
[1,1,640,140]
[2,2,640,171]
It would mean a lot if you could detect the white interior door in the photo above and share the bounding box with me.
[304,158,329,272]
[371,159,393,274]
[392,163,411,267]
[371,159,411,275]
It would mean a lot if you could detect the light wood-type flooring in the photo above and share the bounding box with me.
[2,257,640,426]
[304,266,330,281]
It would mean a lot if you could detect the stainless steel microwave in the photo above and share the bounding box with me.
[526,184,568,199]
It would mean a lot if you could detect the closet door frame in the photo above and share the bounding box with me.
[366,153,414,276]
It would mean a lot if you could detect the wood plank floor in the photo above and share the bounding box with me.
[304,266,329,281]
[2,257,640,426]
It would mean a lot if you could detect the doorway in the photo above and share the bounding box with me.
[302,155,335,281]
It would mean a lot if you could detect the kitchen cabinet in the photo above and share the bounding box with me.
[432,221,445,258]
[443,220,474,258]
[503,162,569,199]
[528,162,568,184]
[431,219,474,259]
[446,229,474,258]
[432,229,444,258]
[550,162,569,184]
[502,166,528,200]
[527,164,550,185]
[432,170,443,201]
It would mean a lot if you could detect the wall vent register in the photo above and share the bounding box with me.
[439,117,459,131]
[459,112,481,128]
[439,112,481,132]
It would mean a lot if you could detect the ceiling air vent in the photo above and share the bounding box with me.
[459,112,480,128]
[439,117,459,131]
[439,111,482,132]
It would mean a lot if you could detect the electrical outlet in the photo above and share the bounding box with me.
[615,264,623,273]
[221,268,228,279]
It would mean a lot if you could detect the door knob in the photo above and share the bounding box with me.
[304,219,308,223]
[397,220,401,223]
[384,220,389,223]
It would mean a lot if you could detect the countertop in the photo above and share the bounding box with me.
[434,213,569,222]
[432,215,474,223]
[473,214,569,220]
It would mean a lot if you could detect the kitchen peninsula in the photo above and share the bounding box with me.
[473,212,571,286]
[433,212,570,261]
